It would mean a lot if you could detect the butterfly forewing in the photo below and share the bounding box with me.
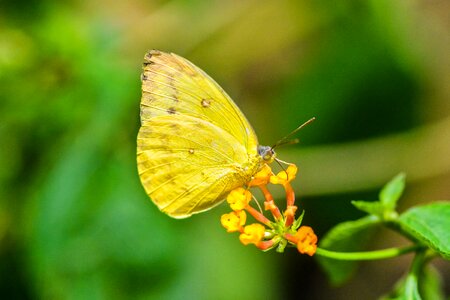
[140,50,258,151]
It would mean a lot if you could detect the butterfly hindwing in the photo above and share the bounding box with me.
[137,114,258,218]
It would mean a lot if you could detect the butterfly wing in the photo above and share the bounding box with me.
[140,50,258,152]
[138,114,257,218]
[137,50,260,218]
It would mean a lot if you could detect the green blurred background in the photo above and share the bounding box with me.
[1,0,449,299]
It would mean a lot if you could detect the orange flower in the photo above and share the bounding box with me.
[270,164,298,186]
[239,224,266,245]
[284,205,297,217]
[220,162,316,257]
[295,226,318,256]
[248,164,273,187]
[227,187,252,211]
[221,211,247,232]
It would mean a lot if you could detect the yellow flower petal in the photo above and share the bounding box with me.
[221,210,247,232]
[226,187,251,211]
[248,164,273,187]
[239,223,265,245]
[270,164,298,185]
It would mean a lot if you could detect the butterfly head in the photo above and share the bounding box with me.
[258,145,276,163]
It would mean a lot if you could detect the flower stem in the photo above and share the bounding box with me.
[245,205,272,227]
[259,185,282,220]
[315,245,421,261]
[284,183,295,207]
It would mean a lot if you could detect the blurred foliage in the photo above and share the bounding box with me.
[317,173,449,298]
[1,0,449,299]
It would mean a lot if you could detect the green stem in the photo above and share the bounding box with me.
[403,249,426,299]
[315,245,421,261]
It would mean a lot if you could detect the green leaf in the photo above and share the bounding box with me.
[380,276,407,300]
[403,274,423,300]
[379,173,406,211]
[399,250,427,300]
[419,266,445,300]
[291,210,305,230]
[316,215,380,285]
[396,277,422,300]
[398,202,450,259]
[381,266,442,300]
[351,200,384,216]
[351,173,406,220]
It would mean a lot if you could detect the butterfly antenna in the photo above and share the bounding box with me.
[271,117,316,150]
[274,138,300,148]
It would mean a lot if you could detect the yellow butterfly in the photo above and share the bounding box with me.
[137,50,276,218]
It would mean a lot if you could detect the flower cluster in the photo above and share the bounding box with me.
[221,164,318,256]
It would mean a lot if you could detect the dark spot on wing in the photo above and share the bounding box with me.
[167,107,176,114]
[201,99,211,107]
[141,73,148,81]
[143,50,163,68]
[168,78,180,102]
[144,52,153,60]
[145,50,161,61]
[169,123,180,134]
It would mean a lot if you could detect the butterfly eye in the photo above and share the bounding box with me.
[258,146,275,162]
